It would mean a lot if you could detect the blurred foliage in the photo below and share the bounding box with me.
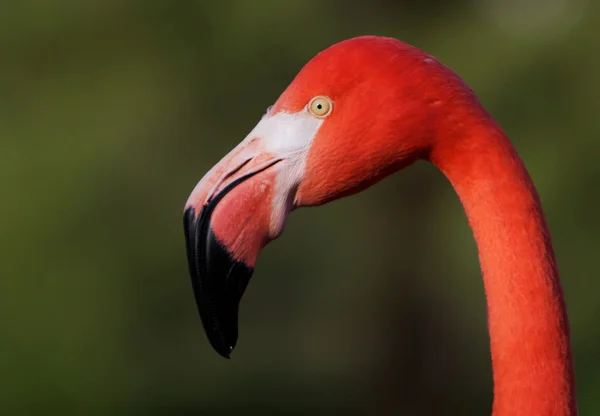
[1,0,599,414]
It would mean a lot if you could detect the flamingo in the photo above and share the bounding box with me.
[183,36,577,415]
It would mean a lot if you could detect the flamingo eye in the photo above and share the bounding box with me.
[308,96,333,118]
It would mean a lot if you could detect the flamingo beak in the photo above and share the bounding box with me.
[183,147,284,358]
[183,110,323,358]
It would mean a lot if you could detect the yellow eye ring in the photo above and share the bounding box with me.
[308,96,333,118]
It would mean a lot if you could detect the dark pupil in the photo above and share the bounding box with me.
[317,104,322,109]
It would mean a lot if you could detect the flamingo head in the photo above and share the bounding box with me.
[184,36,463,357]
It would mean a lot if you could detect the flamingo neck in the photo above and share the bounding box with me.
[430,116,576,415]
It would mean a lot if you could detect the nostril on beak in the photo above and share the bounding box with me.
[207,157,253,203]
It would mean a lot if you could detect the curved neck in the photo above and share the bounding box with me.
[430,116,576,415]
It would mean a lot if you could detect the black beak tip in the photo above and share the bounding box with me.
[183,205,254,359]
[215,345,233,359]
[207,332,236,359]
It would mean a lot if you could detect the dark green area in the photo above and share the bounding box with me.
[2,1,599,414]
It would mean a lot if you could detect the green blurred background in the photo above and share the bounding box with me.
[2,0,599,414]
